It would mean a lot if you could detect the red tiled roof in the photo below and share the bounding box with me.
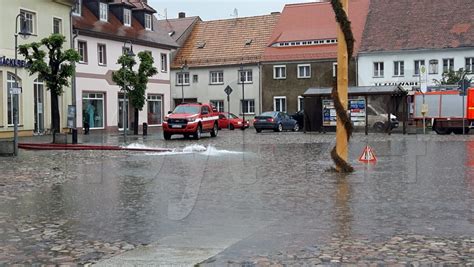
[73,4,177,49]
[172,14,280,68]
[360,0,474,52]
[262,0,370,62]
[128,0,156,13]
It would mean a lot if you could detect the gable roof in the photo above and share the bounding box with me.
[155,16,201,45]
[360,0,474,53]
[262,0,370,62]
[73,3,177,49]
[171,13,280,68]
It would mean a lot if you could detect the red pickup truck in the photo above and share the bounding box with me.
[163,103,219,140]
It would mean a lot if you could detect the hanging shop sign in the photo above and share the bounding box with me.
[0,56,29,68]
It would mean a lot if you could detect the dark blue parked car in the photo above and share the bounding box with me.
[253,111,299,133]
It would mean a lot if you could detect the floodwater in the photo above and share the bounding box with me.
[0,131,473,264]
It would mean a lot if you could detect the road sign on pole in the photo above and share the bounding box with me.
[224,85,233,96]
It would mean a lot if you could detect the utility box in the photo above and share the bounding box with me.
[0,140,14,156]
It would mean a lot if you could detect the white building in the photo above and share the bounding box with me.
[357,0,474,90]
[73,0,177,133]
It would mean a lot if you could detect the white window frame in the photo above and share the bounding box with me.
[429,59,438,74]
[466,57,474,73]
[298,96,304,111]
[333,62,338,77]
[443,58,454,73]
[97,43,106,66]
[176,72,190,85]
[193,74,198,83]
[160,53,167,72]
[238,69,253,84]
[73,0,82,16]
[7,73,21,126]
[393,61,404,77]
[123,8,131,26]
[273,65,286,79]
[414,60,425,76]
[147,94,163,126]
[77,40,87,63]
[241,99,255,115]
[82,92,105,129]
[297,64,311,78]
[20,9,36,35]
[210,100,224,112]
[99,2,108,22]
[373,62,384,77]
[145,14,152,30]
[210,71,224,85]
[52,17,62,34]
[273,96,287,113]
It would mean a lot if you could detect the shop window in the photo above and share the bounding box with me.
[147,95,162,125]
[82,93,104,129]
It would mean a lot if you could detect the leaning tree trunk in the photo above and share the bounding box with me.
[134,108,139,135]
[50,91,61,134]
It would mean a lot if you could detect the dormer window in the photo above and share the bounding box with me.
[123,9,131,26]
[99,2,108,22]
[144,13,152,30]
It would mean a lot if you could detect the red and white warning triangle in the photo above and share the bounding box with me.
[359,145,377,163]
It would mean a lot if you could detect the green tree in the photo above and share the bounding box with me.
[112,51,157,134]
[433,68,472,85]
[18,34,80,133]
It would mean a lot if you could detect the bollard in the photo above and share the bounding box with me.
[72,128,78,144]
[143,122,148,136]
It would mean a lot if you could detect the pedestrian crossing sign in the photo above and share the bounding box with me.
[359,145,377,163]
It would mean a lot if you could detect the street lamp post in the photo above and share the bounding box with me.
[180,60,188,104]
[122,41,134,142]
[13,13,31,156]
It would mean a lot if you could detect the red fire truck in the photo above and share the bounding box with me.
[413,88,474,134]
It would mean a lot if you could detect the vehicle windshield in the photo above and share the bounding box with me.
[260,112,276,117]
[228,113,238,119]
[173,105,200,114]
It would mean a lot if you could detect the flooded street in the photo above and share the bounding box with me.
[0,131,473,265]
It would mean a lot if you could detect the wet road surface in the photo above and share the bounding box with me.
[0,130,473,265]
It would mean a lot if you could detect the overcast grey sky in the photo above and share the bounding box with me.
[149,0,314,21]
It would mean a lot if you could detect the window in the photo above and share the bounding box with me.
[7,73,20,125]
[333,62,338,77]
[443,58,454,73]
[73,0,82,16]
[147,95,163,125]
[414,60,425,76]
[210,100,224,112]
[273,65,286,79]
[77,41,87,63]
[176,72,190,85]
[123,9,131,26]
[20,10,35,34]
[53,18,62,34]
[99,2,108,21]
[193,75,198,83]
[238,70,252,83]
[297,64,311,78]
[393,61,404,76]
[429,60,438,74]
[274,96,287,112]
[466,57,474,73]
[160,53,167,72]
[298,96,304,111]
[241,99,255,114]
[97,44,106,65]
[145,14,152,30]
[210,71,224,84]
[373,62,384,77]
[82,93,104,128]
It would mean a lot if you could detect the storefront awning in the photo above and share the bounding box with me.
[303,85,407,97]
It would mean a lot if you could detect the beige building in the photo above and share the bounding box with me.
[0,0,73,138]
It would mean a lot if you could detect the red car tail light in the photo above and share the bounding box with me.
[267,118,274,122]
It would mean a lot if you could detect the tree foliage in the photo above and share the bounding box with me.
[18,34,80,132]
[433,68,472,86]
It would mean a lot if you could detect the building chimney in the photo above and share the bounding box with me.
[178,12,186,18]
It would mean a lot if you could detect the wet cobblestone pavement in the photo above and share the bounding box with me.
[0,130,473,265]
